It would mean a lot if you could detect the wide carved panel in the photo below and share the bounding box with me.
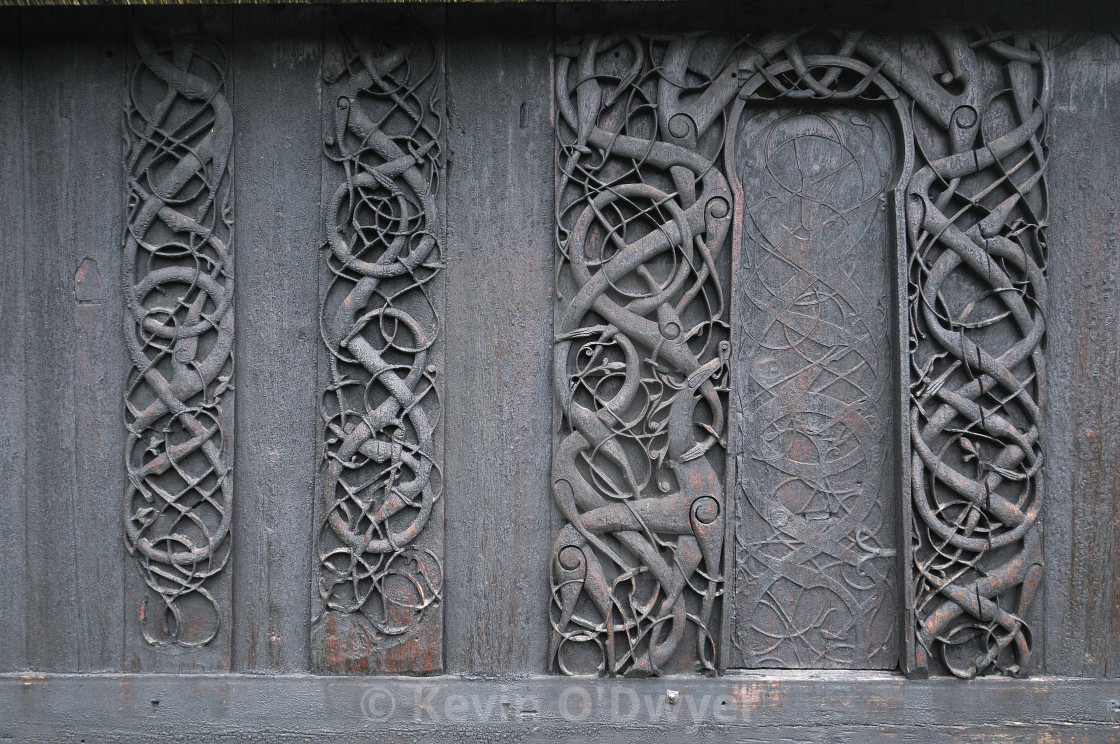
[551,28,1048,679]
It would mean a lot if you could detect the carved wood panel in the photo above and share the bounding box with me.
[123,25,234,650]
[729,106,899,669]
[552,35,733,676]
[311,18,446,674]
[551,29,1049,679]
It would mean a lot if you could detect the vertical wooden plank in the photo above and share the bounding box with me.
[1044,32,1120,678]
[66,8,128,672]
[123,7,234,672]
[311,6,446,674]
[22,6,79,673]
[0,6,28,673]
[442,3,555,674]
[21,7,127,672]
[229,5,322,674]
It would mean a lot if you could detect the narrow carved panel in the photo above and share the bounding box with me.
[902,33,1049,679]
[730,108,899,669]
[552,37,733,676]
[552,30,1049,679]
[312,21,445,674]
[123,28,234,648]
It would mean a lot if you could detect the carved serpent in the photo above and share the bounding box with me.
[123,29,234,647]
[552,29,1048,678]
[315,29,444,651]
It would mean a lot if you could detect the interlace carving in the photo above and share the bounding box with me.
[552,36,733,676]
[552,29,1049,678]
[902,33,1048,679]
[123,28,234,647]
[314,26,444,656]
[733,108,898,669]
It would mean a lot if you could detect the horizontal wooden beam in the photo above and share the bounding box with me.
[1,673,1117,742]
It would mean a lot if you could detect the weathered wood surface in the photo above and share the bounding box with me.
[0,0,1116,696]
[0,673,1117,743]
[443,3,555,674]
[0,5,29,674]
[1044,30,1120,679]
[229,5,322,673]
[20,8,128,672]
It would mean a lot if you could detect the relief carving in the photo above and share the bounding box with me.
[123,28,234,647]
[552,29,1048,678]
[312,23,445,672]
[552,35,733,676]
[732,108,899,669]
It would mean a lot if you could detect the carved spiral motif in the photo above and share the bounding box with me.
[553,36,733,676]
[123,29,234,647]
[553,30,1048,678]
[315,28,444,651]
[901,33,1049,680]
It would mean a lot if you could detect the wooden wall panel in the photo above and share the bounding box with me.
[122,8,234,672]
[310,6,446,674]
[229,6,322,673]
[443,3,556,674]
[1044,31,1120,678]
[21,8,128,672]
[0,7,28,673]
[0,1,1115,689]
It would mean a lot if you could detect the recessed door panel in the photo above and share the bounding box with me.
[728,108,900,669]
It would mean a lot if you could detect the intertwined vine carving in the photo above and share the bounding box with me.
[315,26,444,657]
[902,33,1048,679]
[553,37,733,676]
[552,29,1048,678]
[123,28,234,647]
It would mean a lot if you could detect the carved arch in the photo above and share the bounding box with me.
[552,29,1048,678]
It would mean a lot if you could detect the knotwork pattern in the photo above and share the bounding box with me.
[123,28,234,648]
[315,26,444,656]
[732,107,898,669]
[552,36,733,676]
[901,32,1048,679]
[552,29,1049,678]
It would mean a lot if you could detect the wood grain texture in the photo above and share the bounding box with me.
[229,4,322,674]
[443,3,555,674]
[0,673,1117,743]
[122,6,234,673]
[21,8,128,672]
[0,0,1115,694]
[0,7,28,673]
[1044,31,1120,679]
